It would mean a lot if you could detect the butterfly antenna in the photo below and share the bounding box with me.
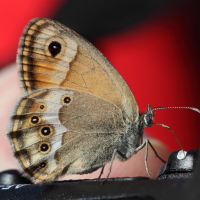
[151,106,200,157]
[152,106,200,114]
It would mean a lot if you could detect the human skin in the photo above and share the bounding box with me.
[0,63,170,180]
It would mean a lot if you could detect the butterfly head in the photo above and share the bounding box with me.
[140,105,154,128]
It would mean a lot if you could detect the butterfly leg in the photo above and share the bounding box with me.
[101,149,117,184]
[135,139,166,179]
[98,166,105,179]
[135,139,152,178]
[148,141,166,163]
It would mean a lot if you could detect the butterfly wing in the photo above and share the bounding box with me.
[8,18,139,183]
[8,88,126,183]
[18,18,138,121]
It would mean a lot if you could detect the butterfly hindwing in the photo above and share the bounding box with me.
[8,88,127,183]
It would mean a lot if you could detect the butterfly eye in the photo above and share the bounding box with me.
[40,162,46,168]
[41,127,51,136]
[31,116,39,124]
[48,41,61,57]
[63,97,71,104]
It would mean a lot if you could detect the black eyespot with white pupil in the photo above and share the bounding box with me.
[41,127,51,136]
[48,41,61,57]
[40,143,49,152]
[40,162,46,168]
[31,116,39,124]
[64,97,71,104]
[40,105,44,109]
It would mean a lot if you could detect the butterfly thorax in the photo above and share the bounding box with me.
[115,106,154,161]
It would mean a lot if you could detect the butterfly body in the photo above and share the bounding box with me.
[8,18,150,183]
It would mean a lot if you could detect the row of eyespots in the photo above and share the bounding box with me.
[30,115,52,154]
[29,104,51,168]
[30,97,71,168]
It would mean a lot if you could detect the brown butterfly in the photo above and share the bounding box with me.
[7,18,160,184]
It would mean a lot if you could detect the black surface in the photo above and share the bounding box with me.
[0,149,199,200]
[0,176,196,200]
[157,150,197,179]
[0,170,31,185]
[165,150,197,171]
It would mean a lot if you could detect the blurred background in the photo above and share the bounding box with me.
[0,0,199,178]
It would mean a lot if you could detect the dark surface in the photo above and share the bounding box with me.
[0,170,31,185]
[0,149,199,200]
[0,176,196,200]
[157,150,197,179]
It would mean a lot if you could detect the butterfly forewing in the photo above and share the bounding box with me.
[17,18,138,120]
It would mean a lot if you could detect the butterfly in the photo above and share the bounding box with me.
[7,18,159,184]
